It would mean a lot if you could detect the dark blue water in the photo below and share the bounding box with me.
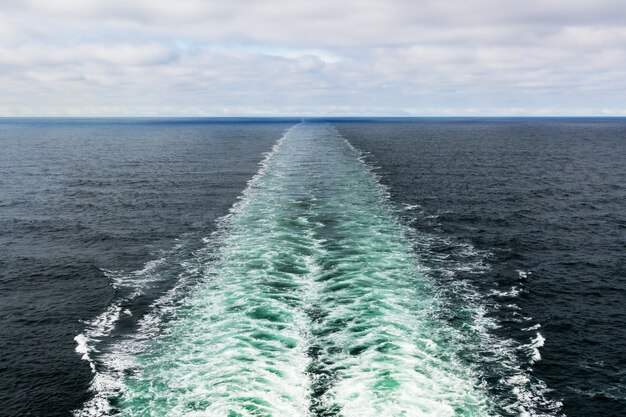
[0,118,624,416]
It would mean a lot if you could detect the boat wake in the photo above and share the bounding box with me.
[75,123,561,417]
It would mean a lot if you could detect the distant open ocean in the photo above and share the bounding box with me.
[0,118,624,417]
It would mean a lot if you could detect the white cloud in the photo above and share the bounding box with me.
[0,0,625,115]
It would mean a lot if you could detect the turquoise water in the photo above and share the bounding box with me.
[95,123,490,416]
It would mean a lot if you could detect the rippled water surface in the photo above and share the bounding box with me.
[0,118,624,417]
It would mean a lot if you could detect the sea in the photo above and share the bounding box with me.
[0,118,624,417]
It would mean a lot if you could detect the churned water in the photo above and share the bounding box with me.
[1,118,624,417]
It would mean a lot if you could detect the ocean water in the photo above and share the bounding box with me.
[0,118,290,416]
[0,118,624,417]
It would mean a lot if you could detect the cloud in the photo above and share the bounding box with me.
[1,0,625,115]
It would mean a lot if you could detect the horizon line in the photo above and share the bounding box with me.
[2,115,626,119]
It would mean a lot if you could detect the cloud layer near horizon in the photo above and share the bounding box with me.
[2,0,626,116]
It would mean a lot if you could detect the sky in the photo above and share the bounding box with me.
[1,0,626,116]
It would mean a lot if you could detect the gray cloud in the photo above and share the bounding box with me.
[1,0,625,115]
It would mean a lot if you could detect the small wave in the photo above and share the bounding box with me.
[523,323,542,331]
[75,304,123,373]
[400,203,422,211]
[528,332,546,364]
[105,257,167,290]
[489,286,523,298]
